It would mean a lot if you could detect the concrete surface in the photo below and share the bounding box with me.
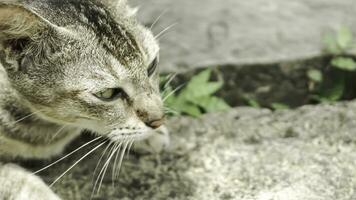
[131,0,356,73]
[37,100,356,200]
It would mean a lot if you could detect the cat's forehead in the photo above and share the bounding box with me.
[29,0,147,67]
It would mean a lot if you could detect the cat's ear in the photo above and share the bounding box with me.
[0,2,54,71]
[0,2,52,54]
[103,0,127,9]
[102,0,138,17]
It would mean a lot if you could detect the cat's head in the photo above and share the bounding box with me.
[0,0,165,140]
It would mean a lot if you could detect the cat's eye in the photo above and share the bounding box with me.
[147,57,158,77]
[94,88,127,101]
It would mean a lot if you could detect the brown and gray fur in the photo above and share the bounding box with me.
[0,0,165,199]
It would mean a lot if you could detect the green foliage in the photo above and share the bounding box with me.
[242,95,290,111]
[331,57,356,71]
[307,69,323,83]
[162,69,230,117]
[308,26,356,103]
[311,76,345,103]
[323,26,356,72]
[337,26,353,50]
[323,26,353,55]
[242,94,259,108]
[271,103,290,110]
[322,26,356,71]
[245,98,261,108]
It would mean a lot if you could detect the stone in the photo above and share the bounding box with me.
[130,0,356,73]
[40,101,356,199]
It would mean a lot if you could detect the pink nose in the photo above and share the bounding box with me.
[145,118,165,129]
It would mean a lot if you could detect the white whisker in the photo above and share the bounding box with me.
[92,141,114,179]
[150,9,168,30]
[164,107,179,114]
[155,22,178,39]
[115,140,130,180]
[49,141,106,187]
[163,83,186,102]
[112,141,124,186]
[91,141,115,199]
[163,73,178,90]
[126,139,135,158]
[13,110,42,125]
[97,144,118,194]
[34,136,103,174]
[50,125,67,141]
[93,141,122,196]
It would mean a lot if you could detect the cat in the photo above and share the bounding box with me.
[0,0,166,199]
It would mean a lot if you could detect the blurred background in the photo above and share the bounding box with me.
[131,0,356,111]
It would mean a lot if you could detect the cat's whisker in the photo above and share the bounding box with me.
[96,143,119,194]
[50,125,67,141]
[34,136,103,174]
[92,141,115,185]
[92,140,115,188]
[160,73,177,98]
[13,110,42,125]
[163,83,186,102]
[150,9,168,30]
[93,141,123,196]
[49,141,106,187]
[112,141,124,187]
[114,139,130,180]
[90,141,115,200]
[154,22,178,39]
[163,73,178,90]
[126,139,135,158]
[164,107,179,115]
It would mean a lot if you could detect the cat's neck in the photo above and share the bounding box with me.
[0,65,81,159]
[0,100,81,159]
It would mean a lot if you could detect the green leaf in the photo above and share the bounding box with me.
[195,96,230,112]
[181,70,223,100]
[331,57,356,71]
[337,26,353,50]
[271,103,290,110]
[243,96,261,108]
[184,82,223,102]
[179,103,202,117]
[323,33,341,54]
[162,68,230,117]
[318,76,345,102]
[187,69,212,87]
[307,69,323,82]
[248,99,260,108]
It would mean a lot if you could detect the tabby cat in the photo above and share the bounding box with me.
[0,0,165,199]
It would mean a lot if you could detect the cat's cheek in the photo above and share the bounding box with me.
[74,118,106,133]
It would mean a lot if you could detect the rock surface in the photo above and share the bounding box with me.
[36,101,356,200]
[130,0,356,73]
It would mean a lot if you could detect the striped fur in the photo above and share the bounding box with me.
[0,0,163,199]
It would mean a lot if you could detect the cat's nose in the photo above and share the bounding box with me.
[145,118,165,129]
[136,109,165,129]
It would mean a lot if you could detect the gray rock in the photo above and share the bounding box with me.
[130,0,356,73]
[45,101,356,200]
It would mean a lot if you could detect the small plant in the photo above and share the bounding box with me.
[324,26,353,54]
[243,96,261,108]
[161,69,230,117]
[242,94,290,111]
[308,26,356,102]
[270,103,290,110]
[324,26,356,71]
